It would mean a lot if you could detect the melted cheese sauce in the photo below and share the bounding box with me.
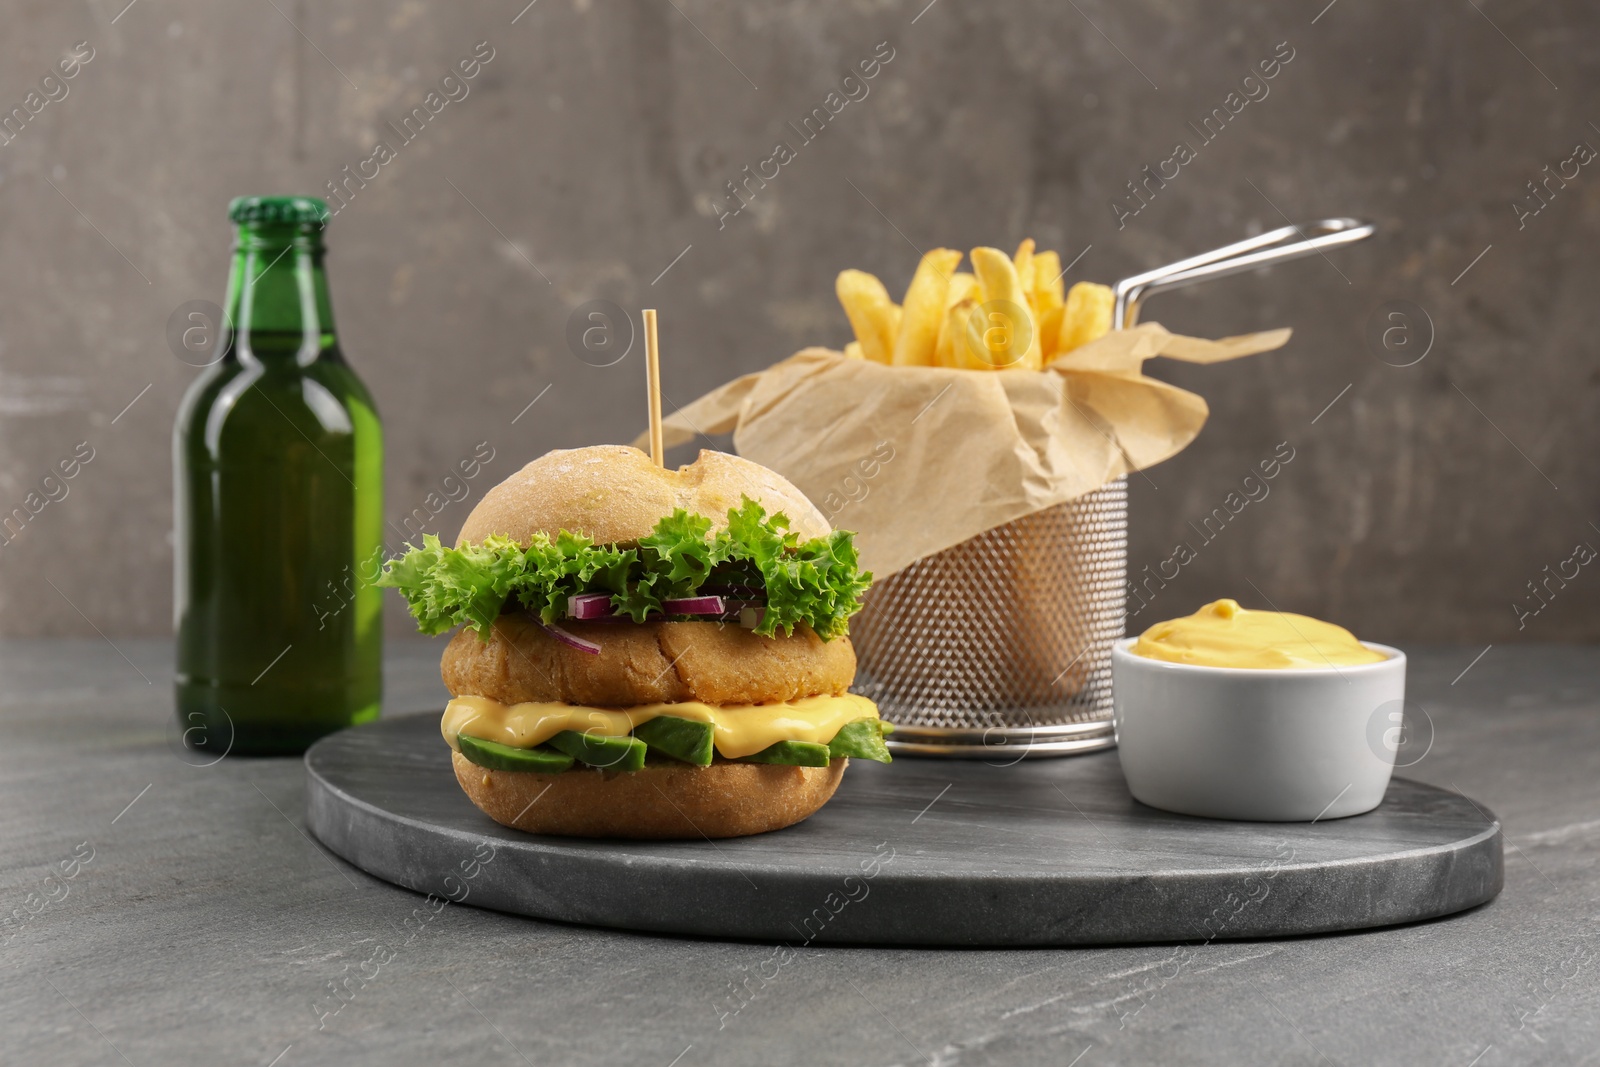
[442,692,880,759]
[1132,598,1388,669]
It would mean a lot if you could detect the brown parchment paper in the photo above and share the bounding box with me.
[641,322,1290,579]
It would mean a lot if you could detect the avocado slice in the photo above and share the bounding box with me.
[740,740,832,767]
[548,730,648,772]
[631,715,715,766]
[457,735,575,774]
[827,718,893,763]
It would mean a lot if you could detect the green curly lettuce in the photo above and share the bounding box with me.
[376,496,872,641]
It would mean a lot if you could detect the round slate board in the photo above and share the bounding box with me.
[305,712,1503,946]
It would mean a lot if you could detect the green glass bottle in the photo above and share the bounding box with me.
[174,196,383,755]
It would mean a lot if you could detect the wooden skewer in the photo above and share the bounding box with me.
[642,308,665,467]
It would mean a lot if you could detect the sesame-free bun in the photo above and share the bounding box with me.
[443,615,856,707]
[452,751,847,839]
[455,445,831,549]
[442,445,857,841]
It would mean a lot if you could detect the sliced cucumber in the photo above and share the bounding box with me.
[740,740,832,767]
[631,716,715,766]
[461,719,890,773]
[547,730,647,772]
[827,718,893,763]
[457,735,575,774]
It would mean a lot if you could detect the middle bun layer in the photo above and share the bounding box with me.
[442,616,857,707]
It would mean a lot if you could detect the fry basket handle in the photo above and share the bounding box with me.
[1113,217,1375,330]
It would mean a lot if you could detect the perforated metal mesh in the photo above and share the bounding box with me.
[852,479,1127,730]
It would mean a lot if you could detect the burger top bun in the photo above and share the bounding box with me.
[455,445,832,548]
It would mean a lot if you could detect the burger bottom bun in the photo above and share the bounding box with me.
[452,751,847,839]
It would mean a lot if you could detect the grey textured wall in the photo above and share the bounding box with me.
[1,0,1594,644]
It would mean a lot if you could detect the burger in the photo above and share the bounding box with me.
[377,444,888,839]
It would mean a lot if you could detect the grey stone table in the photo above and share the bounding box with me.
[1,640,1596,1066]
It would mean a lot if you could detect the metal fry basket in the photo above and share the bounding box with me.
[854,479,1129,757]
[852,218,1375,758]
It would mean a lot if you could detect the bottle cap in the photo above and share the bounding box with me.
[228,196,331,226]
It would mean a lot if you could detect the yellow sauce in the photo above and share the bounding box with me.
[441,693,880,759]
[1131,598,1387,669]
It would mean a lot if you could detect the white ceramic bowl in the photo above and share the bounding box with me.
[1111,638,1407,822]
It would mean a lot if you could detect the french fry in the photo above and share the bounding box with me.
[946,271,979,308]
[1057,281,1115,357]
[835,270,897,364]
[1038,307,1065,363]
[835,242,1109,372]
[942,297,992,370]
[934,301,957,368]
[970,246,1041,370]
[1013,238,1036,297]
[936,277,979,370]
[892,248,962,367]
[1032,249,1063,308]
[1031,249,1064,363]
[934,295,969,368]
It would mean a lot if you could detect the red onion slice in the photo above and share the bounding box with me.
[540,621,602,655]
[662,596,726,615]
[567,592,615,620]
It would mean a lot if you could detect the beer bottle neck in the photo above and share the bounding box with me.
[224,222,337,365]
